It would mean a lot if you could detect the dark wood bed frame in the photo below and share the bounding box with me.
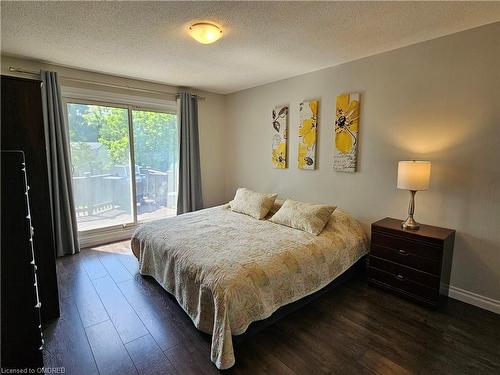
[232,256,367,346]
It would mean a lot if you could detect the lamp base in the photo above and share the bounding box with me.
[402,215,420,230]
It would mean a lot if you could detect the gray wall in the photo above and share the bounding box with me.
[224,23,500,303]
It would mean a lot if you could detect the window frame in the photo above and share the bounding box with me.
[61,86,178,248]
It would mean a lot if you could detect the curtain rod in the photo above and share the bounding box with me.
[8,67,205,100]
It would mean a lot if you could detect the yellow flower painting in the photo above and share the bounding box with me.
[334,93,360,172]
[272,105,288,168]
[298,100,319,169]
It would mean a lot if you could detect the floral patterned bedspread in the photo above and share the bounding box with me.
[131,205,367,369]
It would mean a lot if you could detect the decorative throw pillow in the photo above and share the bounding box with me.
[230,188,278,219]
[268,198,285,216]
[270,199,336,235]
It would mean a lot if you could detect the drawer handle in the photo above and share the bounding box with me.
[395,274,405,281]
[398,249,409,256]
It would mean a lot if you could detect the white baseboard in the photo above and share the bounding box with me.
[441,284,500,315]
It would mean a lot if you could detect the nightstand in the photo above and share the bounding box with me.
[368,217,455,308]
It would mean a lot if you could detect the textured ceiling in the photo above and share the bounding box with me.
[1,1,499,94]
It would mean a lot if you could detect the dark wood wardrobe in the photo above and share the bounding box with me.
[1,75,60,369]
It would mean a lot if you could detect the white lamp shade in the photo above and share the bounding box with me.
[397,161,431,191]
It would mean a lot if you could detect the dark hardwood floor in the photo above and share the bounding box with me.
[43,244,500,375]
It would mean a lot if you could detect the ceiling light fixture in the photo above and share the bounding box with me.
[189,22,223,44]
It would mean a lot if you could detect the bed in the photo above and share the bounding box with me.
[131,204,368,369]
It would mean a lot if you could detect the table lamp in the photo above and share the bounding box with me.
[397,160,431,230]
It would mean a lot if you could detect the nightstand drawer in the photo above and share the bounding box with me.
[372,231,441,261]
[369,256,440,289]
[370,244,441,275]
[368,267,439,303]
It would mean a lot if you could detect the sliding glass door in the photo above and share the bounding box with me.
[66,102,178,234]
[132,110,178,222]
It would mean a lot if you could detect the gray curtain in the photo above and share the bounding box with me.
[177,92,203,214]
[41,71,80,257]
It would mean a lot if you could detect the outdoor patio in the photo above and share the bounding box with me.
[77,205,176,232]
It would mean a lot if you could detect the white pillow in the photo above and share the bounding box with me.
[270,199,336,235]
[230,188,278,219]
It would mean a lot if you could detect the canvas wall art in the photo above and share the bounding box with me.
[272,105,288,168]
[334,93,360,172]
[298,100,318,169]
